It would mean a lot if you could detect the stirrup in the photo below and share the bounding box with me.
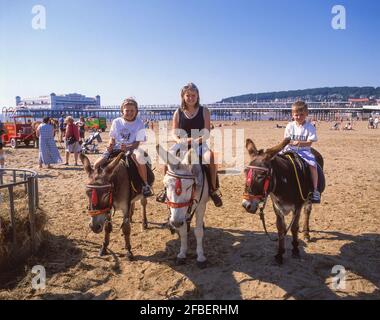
[142,185,154,198]
[210,189,223,207]
[156,189,167,203]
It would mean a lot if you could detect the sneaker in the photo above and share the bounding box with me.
[156,189,167,203]
[311,190,321,204]
[210,189,223,207]
[142,185,154,198]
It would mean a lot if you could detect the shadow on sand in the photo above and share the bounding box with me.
[136,227,380,300]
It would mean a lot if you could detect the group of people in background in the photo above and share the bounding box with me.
[37,115,87,168]
[368,116,379,129]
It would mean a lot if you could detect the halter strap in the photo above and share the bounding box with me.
[166,171,196,180]
[245,165,270,172]
[165,171,196,211]
[86,184,112,189]
[86,183,113,217]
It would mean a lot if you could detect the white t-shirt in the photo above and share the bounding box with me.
[109,116,146,146]
[284,120,317,151]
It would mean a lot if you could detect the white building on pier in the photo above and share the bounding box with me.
[15,93,101,110]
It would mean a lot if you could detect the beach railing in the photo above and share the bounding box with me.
[0,168,39,253]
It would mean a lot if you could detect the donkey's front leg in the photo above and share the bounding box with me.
[122,208,133,261]
[194,206,207,268]
[99,220,112,256]
[176,223,188,265]
[140,198,148,230]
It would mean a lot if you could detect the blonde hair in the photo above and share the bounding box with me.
[180,82,200,110]
[120,97,138,114]
[292,101,308,114]
[65,116,74,124]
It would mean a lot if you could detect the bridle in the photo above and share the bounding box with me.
[243,162,297,242]
[86,183,114,217]
[165,171,196,211]
[243,165,273,204]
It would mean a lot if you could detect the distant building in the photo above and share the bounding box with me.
[15,93,101,110]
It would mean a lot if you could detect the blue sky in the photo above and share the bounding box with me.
[0,0,379,107]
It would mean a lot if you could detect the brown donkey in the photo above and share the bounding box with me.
[242,138,324,264]
[81,152,150,260]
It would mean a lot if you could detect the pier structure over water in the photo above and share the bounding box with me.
[4,102,371,122]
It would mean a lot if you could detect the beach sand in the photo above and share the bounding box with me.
[0,120,379,300]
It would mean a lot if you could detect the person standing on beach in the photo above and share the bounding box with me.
[64,116,81,165]
[58,113,65,142]
[282,101,321,203]
[36,117,62,168]
[0,119,5,168]
[77,116,86,140]
[156,82,223,207]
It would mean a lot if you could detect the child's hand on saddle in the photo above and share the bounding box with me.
[291,140,300,146]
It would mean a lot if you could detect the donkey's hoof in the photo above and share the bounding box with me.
[196,260,208,269]
[126,251,134,261]
[99,247,108,256]
[303,234,311,242]
[274,254,283,265]
[175,257,186,266]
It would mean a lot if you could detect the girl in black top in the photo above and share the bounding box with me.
[157,83,222,207]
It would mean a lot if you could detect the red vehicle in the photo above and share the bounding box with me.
[1,107,37,148]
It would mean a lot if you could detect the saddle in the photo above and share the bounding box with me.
[280,151,325,196]
[104,149,155,198]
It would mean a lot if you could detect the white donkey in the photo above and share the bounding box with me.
[157,144,210,268]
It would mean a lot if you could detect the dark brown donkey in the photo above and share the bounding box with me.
[80,152,150,260]
[242,138,324,264]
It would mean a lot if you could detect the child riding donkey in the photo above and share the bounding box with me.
[94,97,153,198]
[282,101,321,203]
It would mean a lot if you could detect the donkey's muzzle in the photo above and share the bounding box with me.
[170,219,184,229]
[89,223,103,234]
[242,200,258,214]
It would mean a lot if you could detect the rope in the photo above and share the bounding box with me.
[285,154,310,201]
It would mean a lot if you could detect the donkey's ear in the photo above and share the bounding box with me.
[264,138,291,159]
[156,144,181,167]
[80,153,93,176]
[246,139,258,157]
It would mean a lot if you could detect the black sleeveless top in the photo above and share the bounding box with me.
[178,106,204,138]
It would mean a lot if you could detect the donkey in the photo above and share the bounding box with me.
[156,144,209,268]
[80,152,150,260]
[242,138,325,264]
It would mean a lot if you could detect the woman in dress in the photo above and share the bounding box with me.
[36,117,62,168]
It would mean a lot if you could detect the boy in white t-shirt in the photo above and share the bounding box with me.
[94,98,153,197]
[282,101,320,203]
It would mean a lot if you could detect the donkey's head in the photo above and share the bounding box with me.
[157,144,198,229]
[80,153,124,233]
[242,138,290,213]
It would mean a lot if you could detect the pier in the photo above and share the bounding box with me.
[2,102,368,122]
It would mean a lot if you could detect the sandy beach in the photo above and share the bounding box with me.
[0,120,379,300]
